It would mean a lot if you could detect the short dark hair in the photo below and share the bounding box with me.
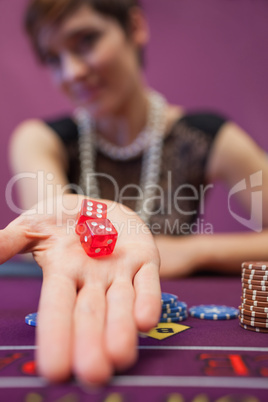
[24,0,142,63]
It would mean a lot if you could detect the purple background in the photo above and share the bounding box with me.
[1,0,268,232]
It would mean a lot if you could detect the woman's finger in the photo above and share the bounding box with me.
[73,282,112,384]
[0,220,49,264]
[105,280,137,370]
[133,261,161,332]
[36,272,76,382]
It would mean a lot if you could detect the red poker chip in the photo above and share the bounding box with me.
[242,261,268,271]
[241,302,268,314]
[242,268,268,277]
[239,322,268,333]
[242,283,268,292]
[239,306,268,319]
[239,315,268,328]
[241,297,268,307]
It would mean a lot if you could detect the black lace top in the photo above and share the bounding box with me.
[46,112,227,235]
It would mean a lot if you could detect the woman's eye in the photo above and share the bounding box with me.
[43,53,60,67]
[78,33,101,51]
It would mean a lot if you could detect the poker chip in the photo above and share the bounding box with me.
[242,283,268,292]
[161,301,187,314]
[242,288,268,296]
[242,296,268,304]
[161,292,178,305]
[161,301,179,310]
[161,311,188,319]
[239,322,268,333]
[242,287,268,296]
[189,305,239,320]
[242,290,268,302]
[239,316,268,328]
[242,262,268,271]
[240,261,268,333]
[242,278,268,286]
[239,306,268,319]
[242,273,268,281]
[159,313,188,323]
[241,297,268,307]
[242,268,268,278]
[25,313,37,327]
[241,293,268,302]
[159,292,188,323]
[241,303,268,313]
[240,312,268,321]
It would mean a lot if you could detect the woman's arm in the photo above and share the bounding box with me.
[157,121,268,277]
[9,119,70,210]
[206,121,268,225]
[7,122,161,384]
[156,229,268,277]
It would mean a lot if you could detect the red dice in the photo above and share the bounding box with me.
[80,218,118,257]
[75,199,107,235]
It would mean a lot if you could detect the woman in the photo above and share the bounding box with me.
[6,0,268,385]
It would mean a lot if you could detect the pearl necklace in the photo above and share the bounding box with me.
[75,90,167,224]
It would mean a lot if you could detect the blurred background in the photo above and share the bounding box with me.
[1,0,268,233]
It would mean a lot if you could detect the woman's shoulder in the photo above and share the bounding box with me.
[11,118,64,148]
[9,118,69,171]
[179,110,228,136]
[169,106,228,138]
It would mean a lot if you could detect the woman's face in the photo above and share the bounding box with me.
[38,4,147,117]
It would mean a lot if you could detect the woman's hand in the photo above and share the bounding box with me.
[155,235,207,277]
[0,194,161,385]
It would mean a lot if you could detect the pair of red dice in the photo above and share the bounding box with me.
[75,199,118,257]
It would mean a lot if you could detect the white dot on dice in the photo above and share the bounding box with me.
[107,239,113,244]
[91,222,98,226]
[95,248,101,253]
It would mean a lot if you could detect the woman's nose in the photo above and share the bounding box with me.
[61,52,88,83]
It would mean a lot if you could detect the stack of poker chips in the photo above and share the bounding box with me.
[239,261,268,333]
[160,292,188,323]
